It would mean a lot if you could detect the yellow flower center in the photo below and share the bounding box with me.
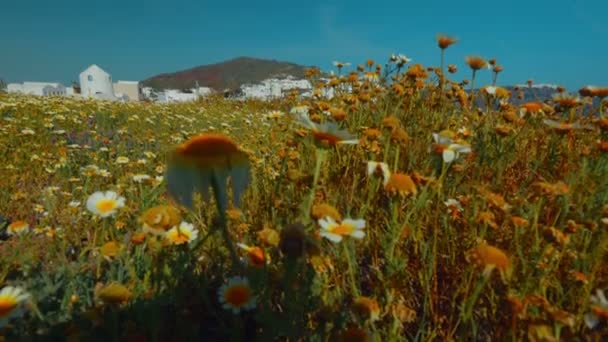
[169,229,191,244]
[96,199,117,214]
[0,297,18,318]
[223,285,252,307]
[328,223,355,236]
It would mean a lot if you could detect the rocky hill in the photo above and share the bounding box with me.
[142,57,315,91]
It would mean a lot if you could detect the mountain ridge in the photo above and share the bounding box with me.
[142,56,317,91]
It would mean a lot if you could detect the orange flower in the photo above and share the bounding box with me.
[329,107,347,121]
[597,117,608,130]
[467,243,511,279]
[406,64,428,80]
[139,205,182,235]
[166,133,250,212]
[6,220,30,236]
[100,241,121,258]
[237,243,268,267]
[510,216,529,228]
[437,33,458,49]
[311,203,342,222]
[385,173,417,196]
[533,180,569,196]
[542,119,594,133]
[363,128,382,140]
[495,124,513,136]
[552,93,582,108]
[476,211,498,230]
[579,86,608,98]
[351,297,381,322]
[465,56,488,70]
[519,102,545,115]
[130,233,146,245]
[381,116,401,131]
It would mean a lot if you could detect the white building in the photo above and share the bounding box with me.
[240,76,313,100]
[113,81,142,102]
[157,89,199,103]
[79,64,115,99]
[7,82,66,96]
[193,86,215,97]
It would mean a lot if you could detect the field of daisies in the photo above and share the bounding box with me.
[2,37,608,341]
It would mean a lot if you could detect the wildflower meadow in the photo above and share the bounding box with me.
[1,35,608,341]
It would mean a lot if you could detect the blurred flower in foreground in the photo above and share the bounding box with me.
[432,133,472,163]
[86,191,125,218]
[279,223,320,259]
[296,114,359,148]
[318,216,366,243]
[7,220,30,236]
[165,133,250,212]
[585,289,608,329]
[542,119,594,133]
[579,86,608,98]
[218,276,256,314]
[0,286,30,328]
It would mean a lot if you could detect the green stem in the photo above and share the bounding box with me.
[440,49,445,101]
[303,148,327,223]
[470,70,477,111]
[217,215,242,273]
[210,172,242,272]
[462,275,489,321]
[343,240,360,297]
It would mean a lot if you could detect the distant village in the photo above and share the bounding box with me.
[4,64,330,103]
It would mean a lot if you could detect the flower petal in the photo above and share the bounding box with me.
[442,149,456,163]
[350,230,366,239]
[343,218,366,229]
[320,231,343,243]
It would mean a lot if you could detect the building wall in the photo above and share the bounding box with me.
[7,83,24,93]
[113,81,141,101]
[42,84,66,96]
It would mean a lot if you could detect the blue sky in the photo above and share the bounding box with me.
[1,0,606,90]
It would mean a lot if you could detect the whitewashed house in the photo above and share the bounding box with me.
[79,64,115,99]
[7,82,66,96]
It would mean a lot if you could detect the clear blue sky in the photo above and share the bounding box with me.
[1,0,606,90]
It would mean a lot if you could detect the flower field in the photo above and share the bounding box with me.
[1,42,608,340]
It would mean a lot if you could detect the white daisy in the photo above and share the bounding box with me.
[318,217,366,243]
